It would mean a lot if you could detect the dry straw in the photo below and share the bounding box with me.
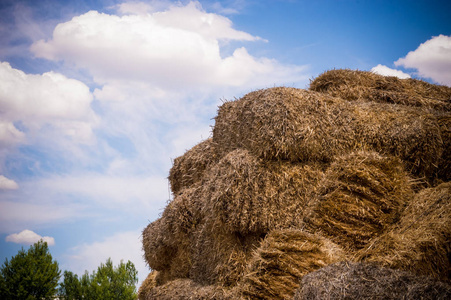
[201,148,324,235]
[212,87,359,163]
[212,86,444,179]
[138,271,157,300]
[309,69,451,111]
[139,70,450,299]
[240,229,344,300]
[305,151,414,250]
[168,138,219,195]
[142,186,203,284]
[190,219,261,287]
[294,262,451,300]
[139,277,235,300]
[356,182,450,281]
[436,114,451,181]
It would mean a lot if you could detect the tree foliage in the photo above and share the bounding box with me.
[0,240,60,300]
[59,258,138,300]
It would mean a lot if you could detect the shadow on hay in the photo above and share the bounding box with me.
[294,262,451,300]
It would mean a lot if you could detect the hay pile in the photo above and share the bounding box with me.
[139,69,451,299]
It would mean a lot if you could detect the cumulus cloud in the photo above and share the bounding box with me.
[0,175,19,190]
[30,1,306,89]
[0,62,97,146]
[395,35,451,86]
[64,230,147,284]
[6,229,55,246]
[0,1,309,238]
[371,64,411,79]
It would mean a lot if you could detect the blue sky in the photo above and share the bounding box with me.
[0,0,450,285]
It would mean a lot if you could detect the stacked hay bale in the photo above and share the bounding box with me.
[240,229,344,300]
[139,69,451,299]
[356,182,451,281]
[304,151,414,250]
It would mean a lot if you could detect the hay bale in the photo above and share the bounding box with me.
[212,87,443,179]
[309,69,451,111]
[169,138,219,195]
[213,87,358,162]
[140,278,236,300]
[294,262,451,300]
[356,182,451,281]
[190,220,262,287]
[240,229,344,300]
[142,186,203,283]
[202,148,325,234]
[305,151,413,250]
[353,101,443,178]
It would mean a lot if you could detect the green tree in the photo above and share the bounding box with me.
[0,240,60,300]
[59,271,82,300]
[59,258,138,300]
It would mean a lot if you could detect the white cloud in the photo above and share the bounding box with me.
[371,64,411,79]
[63,230,148,285]
[30,2,306,89]
[0,121,25,147]
[395,35,451,86]
[0,61,97,146]
[0,175,19,190]
[5,229,55,246]
[0,1,309,238]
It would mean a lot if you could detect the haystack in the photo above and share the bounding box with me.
[305,151,413,250]
[294,262,451,300]
[309,69,451,111]
[212,86,444,178]
[356,182,451,281]
[240,229,345,300]
[139,70,450,300]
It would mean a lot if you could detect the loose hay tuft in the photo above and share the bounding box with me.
[309,69,451,111]
[305,151,413,250]
[240,229,345,300]
[356,182,451,281]
[294,261,451,300]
